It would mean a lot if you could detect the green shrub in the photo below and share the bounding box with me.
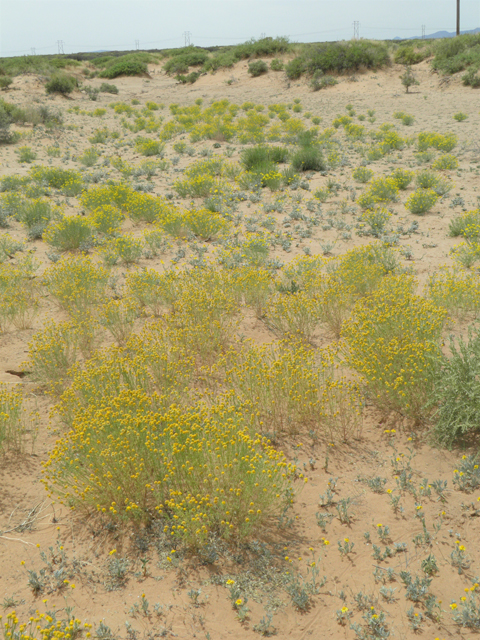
[233,36,290,59]
[175,71,200,84]
[431,326,480,446]
[45,73,77,95]
[0,76,13,90]
[248,60,268,77]
[462,67,480,87]
[99,82,119,94]
[203,51,238,72]
[270,58,284,71]
[0,104,12,143]
[286,40,390,80]
[453,112,468,122]
[311,71,338,91]
[291,146,325,172]
[394,46,428,65]
[432,32,480,74]
[163,49,209,75]
[99,59,147,79]
[285,58,305,80]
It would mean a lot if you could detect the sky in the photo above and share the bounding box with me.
[1,0,479,57]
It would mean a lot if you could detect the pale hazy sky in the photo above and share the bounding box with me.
[1,0,479,57]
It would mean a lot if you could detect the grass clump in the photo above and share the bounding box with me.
[0,385,35,453]
[43,216,92,252]
[291,146,326,172]
[431,326,480,446]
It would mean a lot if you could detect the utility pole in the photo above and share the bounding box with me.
[421,25,426,39]
[135,39,140,50]
[31,47,36,55]
[456,0,460,35]
[183,31,191,46]
[57,40,64,54]
[353,21,359,40]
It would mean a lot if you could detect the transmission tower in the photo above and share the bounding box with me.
[57,40,64,54]
[260,32,266,39]
[353,21,360,40]
[183,31,192,46]
[31,47,36,55]
[421,25,426,39]
[135,39,140,50]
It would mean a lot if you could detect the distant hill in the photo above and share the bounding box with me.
[394,27,480,40]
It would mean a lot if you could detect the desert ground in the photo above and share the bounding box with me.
[0,50,480,640]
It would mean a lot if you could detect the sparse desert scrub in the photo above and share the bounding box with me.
[2,57,480,640]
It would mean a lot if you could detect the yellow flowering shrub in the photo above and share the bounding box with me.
[44,383,295,545]
[427,268,480,320]
[222,340,362,441]
[125,268,181,316]
[87,204,124,235]
[342,274,447,422]
[43,255,109,318]
[0,609,87,640]
[100,234,143,265]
